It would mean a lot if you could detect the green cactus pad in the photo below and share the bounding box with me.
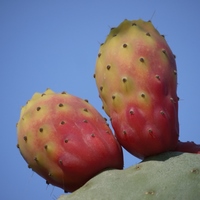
[58,152,200,200]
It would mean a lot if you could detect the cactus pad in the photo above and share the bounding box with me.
[58,152,200,200]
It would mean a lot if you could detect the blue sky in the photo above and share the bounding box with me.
[1,1,200,199]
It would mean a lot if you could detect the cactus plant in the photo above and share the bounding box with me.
[58,152,200,200]
[16,18,200,199]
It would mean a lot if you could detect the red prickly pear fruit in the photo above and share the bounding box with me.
[175,141,200,154]
[94,19,179,159]
[16,89,123,192]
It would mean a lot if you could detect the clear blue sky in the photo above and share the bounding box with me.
[1,1,200,199]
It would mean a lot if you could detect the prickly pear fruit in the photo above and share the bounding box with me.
[58,152,200,200]
[94,19,179,159]
[175,140,200,154]
[16,89,123,192]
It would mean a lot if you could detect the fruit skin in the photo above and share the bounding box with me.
[94,19,179,159]
[16,89,123,192]
[58,152,200,200]
[175,140,200,154]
